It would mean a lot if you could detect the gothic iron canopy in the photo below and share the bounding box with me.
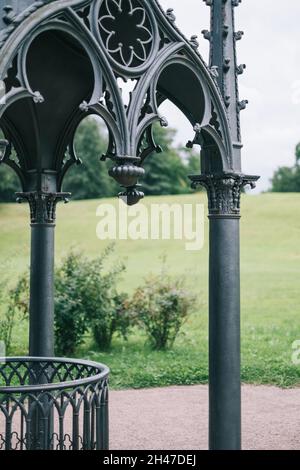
[0,0,253,207]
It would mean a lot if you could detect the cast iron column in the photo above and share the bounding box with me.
[192,172,258,450]
[16,191,69,357]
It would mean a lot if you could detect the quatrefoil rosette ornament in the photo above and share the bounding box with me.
[97,0,159,73]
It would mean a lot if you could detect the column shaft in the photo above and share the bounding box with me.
[190,172,258,451]
[29,223,55,357]
[209,215,241,450]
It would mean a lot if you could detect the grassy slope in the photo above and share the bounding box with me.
[0,193,300,388]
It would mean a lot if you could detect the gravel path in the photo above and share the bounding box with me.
[110,385,300,450]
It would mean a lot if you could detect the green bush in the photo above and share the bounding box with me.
[54,252,90,356]
[79,252,129,352]
[3,250,196,355]
[129,269,196,350]
[0,275,29,354]
[55,246,129,355]
[91,292,131,351]
[4,246,130,355]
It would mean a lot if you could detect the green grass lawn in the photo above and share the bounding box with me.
[1,193,300,388]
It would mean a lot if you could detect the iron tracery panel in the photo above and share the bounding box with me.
[98,0,155,69]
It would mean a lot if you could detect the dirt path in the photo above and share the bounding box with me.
[110,385,300,450]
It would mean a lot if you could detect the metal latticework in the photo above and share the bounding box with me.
[0,358,109,450]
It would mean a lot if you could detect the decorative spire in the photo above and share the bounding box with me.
[203,0,246,170]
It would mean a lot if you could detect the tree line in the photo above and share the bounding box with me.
[2,119,300,197]
[0,117,200,202]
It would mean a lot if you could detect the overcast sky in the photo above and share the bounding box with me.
[158,0,300,191]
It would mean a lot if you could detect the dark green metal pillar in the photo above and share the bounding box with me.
[209,213,241,450]
[29,220,55,357]
[17,191,69,358]
[191,172,258,450]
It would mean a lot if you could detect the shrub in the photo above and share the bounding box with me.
[54,252,89,356]
[55,245,129,355]
[0,275,29,354]
[5,246,129,356]
[79,252,129,351]
[129,270,196,350]
[2,263,85,357]
[91,292,130,351]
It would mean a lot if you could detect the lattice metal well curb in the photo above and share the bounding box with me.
[0,357,109,450]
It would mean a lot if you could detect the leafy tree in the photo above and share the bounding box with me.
[0,118,201,202]
[142,124,197,196]
[271,143,300,192]
[63,117,118,200]
[271,166,300,192]
[0,128,21,202]
[0,165,20,202]
[65,119,198,199]
[296,143,300,166]
[186,152,201,177]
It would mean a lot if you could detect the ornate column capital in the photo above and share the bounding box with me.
[190,173,259,218]
[16,191,70,225]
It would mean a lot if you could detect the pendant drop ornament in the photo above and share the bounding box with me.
[118,186,144,206]
[108,156,145,206]
[108,157,145,187]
